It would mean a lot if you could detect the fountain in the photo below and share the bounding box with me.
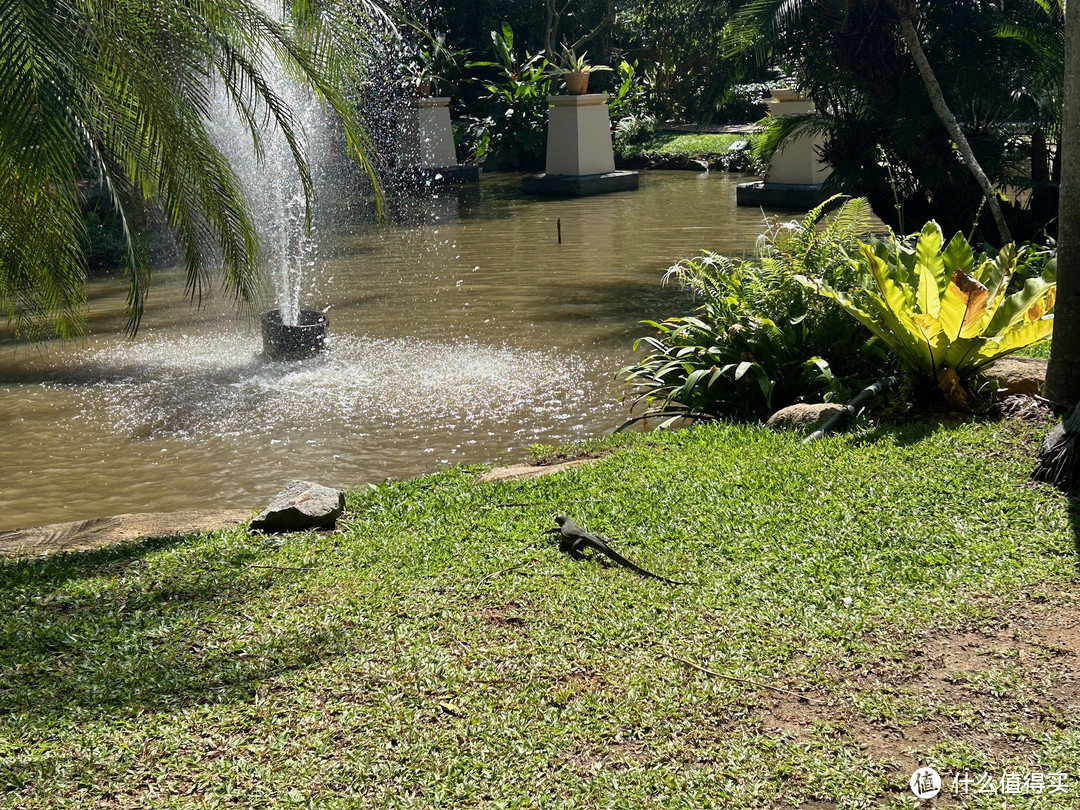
[0,171,779,531]
[209,0,349,361]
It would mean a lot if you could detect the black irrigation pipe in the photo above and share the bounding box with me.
[803,375,902,443]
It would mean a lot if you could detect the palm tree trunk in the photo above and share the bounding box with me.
[897,10,1012,246]
[1044,0,1080,406]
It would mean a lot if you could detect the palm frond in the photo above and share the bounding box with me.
[0,0,391,339]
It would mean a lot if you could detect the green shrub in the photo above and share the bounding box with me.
[621,197,887,425]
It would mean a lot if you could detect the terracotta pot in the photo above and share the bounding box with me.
[564,72,589,95]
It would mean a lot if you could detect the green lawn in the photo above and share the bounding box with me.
[1,419,1078,808]
[615,132,760,171]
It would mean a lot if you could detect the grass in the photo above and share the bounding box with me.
[639,133,747,156]
[1,418,1078,808]
[1019,341,1052,360]
[615,132,760,172]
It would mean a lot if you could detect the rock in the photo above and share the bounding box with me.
[981,356,1047,398]
[250,480,344,533]
[766,403,844,431]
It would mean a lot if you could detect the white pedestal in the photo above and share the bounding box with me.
[402,97,459,169]
[544,94,616,176]
[763,90,831,186]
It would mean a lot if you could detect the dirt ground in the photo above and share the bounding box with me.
[757,590,1080,806]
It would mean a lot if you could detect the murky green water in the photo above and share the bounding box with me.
[0,171,784,530]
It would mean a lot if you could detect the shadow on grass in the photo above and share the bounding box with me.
[1068,497,1080,570]
[0,533,333,721]
[847,418,951,448]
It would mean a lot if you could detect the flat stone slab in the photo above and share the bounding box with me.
[250,480,345,533]
[0,510,251,558]
[982,356,1047,398]
[477,458,599,483]
[736,181,829,209]
[522,171,639,197]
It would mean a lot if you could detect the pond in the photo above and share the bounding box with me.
[0,171,786,530]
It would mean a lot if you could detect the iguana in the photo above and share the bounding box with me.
[546,515,686,585]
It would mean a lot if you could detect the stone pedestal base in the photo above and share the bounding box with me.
[523,171,639,197]
[761,90,832,187]
[736,181,829,209]
[396,165,480,186]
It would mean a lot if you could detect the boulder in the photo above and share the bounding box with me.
[981,356,1048,398]
[766,403,844,431]
[250,480,344,533]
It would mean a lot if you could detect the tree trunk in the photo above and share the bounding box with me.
[1044,0,1080,406]
[897,10,1012,246]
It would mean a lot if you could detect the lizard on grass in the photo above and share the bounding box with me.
[546,515,686,585]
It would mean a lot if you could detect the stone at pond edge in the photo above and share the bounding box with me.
[250,480,345,533]
[980,356,1047,398]
[766,403,844,431]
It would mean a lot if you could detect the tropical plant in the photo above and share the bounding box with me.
[0,0,387,340]
[401,33,469,97]
[606,60,651,123]
[548,45,611,75]
[464,24,553,167]
[797,222,1056,408]
[620,197,883,425]
[543,45,612,94]
[621,273,846,426]
[616,0,762,121]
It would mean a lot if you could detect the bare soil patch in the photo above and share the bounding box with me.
[755,588,1080,805]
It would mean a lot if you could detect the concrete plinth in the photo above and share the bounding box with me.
[737,89,831,208]
[544,94,617,177]
[523,170,639,197]
[401,97,463,171]
[764,90,831,186]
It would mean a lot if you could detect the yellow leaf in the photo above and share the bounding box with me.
[989,316,1054,358]
[939,269,989,340]
[911,313,941,341]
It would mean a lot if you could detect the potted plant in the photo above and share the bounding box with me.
[549,45,611,95]
[403,35,467,99]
